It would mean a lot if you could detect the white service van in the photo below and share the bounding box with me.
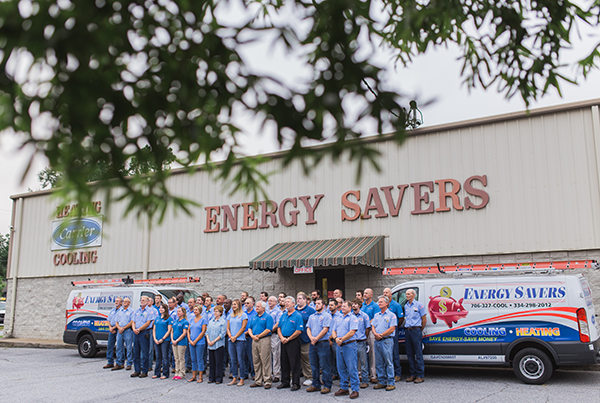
[63,285,200,358]
[392,273,600,384]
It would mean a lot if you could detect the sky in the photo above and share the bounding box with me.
[1,6,600,235]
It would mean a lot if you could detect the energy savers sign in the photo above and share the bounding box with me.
[51,217,103,251]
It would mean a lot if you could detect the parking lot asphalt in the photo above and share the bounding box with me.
[2,347,600,402]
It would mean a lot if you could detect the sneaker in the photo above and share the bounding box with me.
[414,377,424,383]
[359,383,368,389]
[386,385,396,391]
[303,379,312,386]
[373,384,386,390]
[306,386,321,392]
[405,376,416,382]
[321,388,331,394]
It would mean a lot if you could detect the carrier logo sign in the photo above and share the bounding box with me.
[51,217,103,250]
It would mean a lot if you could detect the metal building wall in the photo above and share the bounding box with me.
[9,101,600,278]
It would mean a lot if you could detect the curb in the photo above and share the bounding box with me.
[0,339,76,349]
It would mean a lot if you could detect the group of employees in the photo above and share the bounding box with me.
[104,287,427,399]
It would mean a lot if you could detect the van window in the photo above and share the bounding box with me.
[141,291,156,301]
[393,288,420,310]
[160,289,200,302]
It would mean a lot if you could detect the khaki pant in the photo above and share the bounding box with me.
[252,336,272,386]
[300,342,312,381]
[271,333,281,379]
[172,344,187,378]
[367,331,377,380]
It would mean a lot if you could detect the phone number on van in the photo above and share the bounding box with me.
[469,302,552,309]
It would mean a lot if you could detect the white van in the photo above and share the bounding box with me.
[392,273,600,384]
[63,285,200,358]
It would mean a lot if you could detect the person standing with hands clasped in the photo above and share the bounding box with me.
[104,297,122,369]
[248,300,274,389]
[171,306,189,380]
[332,300,360,399]
[188,305,208,383]
[372,296,397,391]
[277,296,304,391]
[152,303,173,379]
[206,305,227,384]
[404,289,427,384]
[227,299,248,386]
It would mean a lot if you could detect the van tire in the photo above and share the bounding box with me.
[78,334,98,358]
[512,347,553,384]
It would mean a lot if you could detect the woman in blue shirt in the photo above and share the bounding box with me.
[171,307,189,380]
[206,305,227,383]
[188,305,208,383]
[152,303,173,379]
[226,299,248,386]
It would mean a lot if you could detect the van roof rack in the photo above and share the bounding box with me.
[382,260,598,276]
[71,276,200,287]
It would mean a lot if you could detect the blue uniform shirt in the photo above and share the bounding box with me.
[306,310,332,341]
[189,314,208,343]
[154,316,173,340]
[107,306,120,326]
[249,312,274,337]
[278,310,304,337]
[388,300,404,325]
[360,300,381,320]
[172,318,189,346]
[296,305,316,344]
[116,307,133,327]
[266,305,283,330]
[353,310,371,340]
[404,300,426,327]
[133,306,157,329]
[169,308,178,322]
[333,312,359,341]
[228,312,248,341]
[372,309,397,337]
[245,308,257,332]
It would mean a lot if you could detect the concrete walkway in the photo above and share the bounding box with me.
[0,338,76,349]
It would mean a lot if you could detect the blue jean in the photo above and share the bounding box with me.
[133,329,151,374]
[356,340,368,382]
[154,340,171,378]
[330,342,338,377]
[107,330,117,365]
[245,337,255,378]
[190,342,206,372]
[223,338,229,373]
[228,339,247,378]
[337,341,359,392]
[405,328,425,378]
[393,329,402,377]
[309,341,332,389]
[375,337,395,385]
[185,342,192,370]
[116,329,133,366]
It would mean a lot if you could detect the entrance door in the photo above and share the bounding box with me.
[315,269,345,301]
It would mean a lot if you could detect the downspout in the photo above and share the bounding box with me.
[5,197,24,338]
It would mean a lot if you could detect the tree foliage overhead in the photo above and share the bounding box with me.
[0,0,598,221]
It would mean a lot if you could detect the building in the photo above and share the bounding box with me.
[4,99,600,340]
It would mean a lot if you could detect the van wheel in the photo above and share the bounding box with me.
[512,348,553,384]
[78,334,98,358]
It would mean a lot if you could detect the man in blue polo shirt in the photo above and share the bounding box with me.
[352,299,371,389]
[131,296,157,378]
[306,297,333,394]
[384,287,404,381]
[248,300,274,389]
[113,297,134,371]
[277,296,304,391]
[332,300,360,399]
[404,289,427,384]
[244,296,257,379]
[296,292,316,386]
[372,296,397,391]
[104,297,123,369]
[360,288,379,383]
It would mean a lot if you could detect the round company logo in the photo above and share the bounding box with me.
[52,218,101,248]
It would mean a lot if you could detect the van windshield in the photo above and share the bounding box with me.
[159,289,200,302]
